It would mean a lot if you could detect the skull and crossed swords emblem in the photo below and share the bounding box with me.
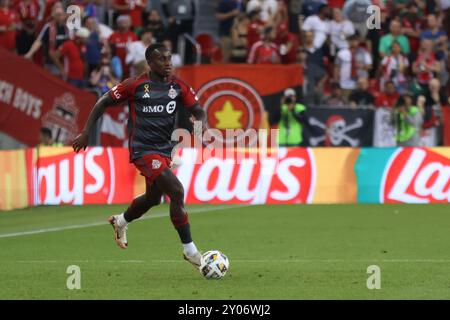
[308,115,364,147]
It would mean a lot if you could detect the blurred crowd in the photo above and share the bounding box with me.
[215,0,450,146]
[0,0,190,93]
[216,1,449,96]
[0,0,449,147]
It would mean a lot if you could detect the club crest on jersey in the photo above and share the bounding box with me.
[152,159,161,169]
[168,86,177,99]
[143,84,151,98]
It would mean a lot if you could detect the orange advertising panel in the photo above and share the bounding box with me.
[0,149,28,210]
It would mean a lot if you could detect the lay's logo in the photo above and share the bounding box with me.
[381,148,450,203]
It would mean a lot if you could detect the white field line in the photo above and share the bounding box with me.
[0,204,249,239]
[3,259,450,264]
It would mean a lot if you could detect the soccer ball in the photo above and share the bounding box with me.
[199,250,229,279]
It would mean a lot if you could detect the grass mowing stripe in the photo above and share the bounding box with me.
[4,259,450,264]
[0,204,248,239]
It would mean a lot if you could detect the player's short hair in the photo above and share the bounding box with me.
[145,43,167,61]
[40,127,52,139]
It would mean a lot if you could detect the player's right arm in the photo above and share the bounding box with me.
[72,93,115,152]
[73,79,133,152]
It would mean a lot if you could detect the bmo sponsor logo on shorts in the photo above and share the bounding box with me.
[34,148,117,205]
[142,101,177,114]
[382,148,450,203]
[175,148,316,204]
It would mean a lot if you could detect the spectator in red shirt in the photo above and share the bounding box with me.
[247,26,280,64]
[328,0,345,8]
[400,2,424,54]
[112,0,146,29]
[108,14,138,78]
[274,22,299,64]
[14,0,40,55]
[375,80,400,108]
[247,9,264,52]
[53,27,91,89]
[412,38,441,89]
[0,0,17,52]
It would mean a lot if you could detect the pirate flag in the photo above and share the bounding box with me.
[303,107,375,147]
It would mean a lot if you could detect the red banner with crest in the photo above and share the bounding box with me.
[175,64,303,146]
[0,47,97,147]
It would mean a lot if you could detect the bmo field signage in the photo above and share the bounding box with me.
[381,148,450,203]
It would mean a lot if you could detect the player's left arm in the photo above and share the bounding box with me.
[188,104,206,127]
[178,79,207,130]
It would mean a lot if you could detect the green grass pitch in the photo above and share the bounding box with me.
[0,203,449,299]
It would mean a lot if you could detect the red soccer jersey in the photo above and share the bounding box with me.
[247,41,280,64]
[275,32,299,64]
[59,40,86,80]
[328,0,345,8]
[247,20,264,50]
[0,7,17,51]
[108,31,138,68]
[113,0,146,27]
[401,17,424,53]
[375,92,400,108]
[415,53,437,84]
[108,74,199,161]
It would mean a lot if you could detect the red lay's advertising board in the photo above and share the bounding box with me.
[25,147,136,206]
[1,146,449,211]
[173,148,316,204]
[356,147,450,203]
[382,148,450,203]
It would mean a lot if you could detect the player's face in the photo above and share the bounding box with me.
[149,48,172,78]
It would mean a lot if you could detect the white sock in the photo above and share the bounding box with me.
[183,242,198,256]
[116,213,128,227]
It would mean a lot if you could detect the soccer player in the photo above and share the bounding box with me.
[72,43,206,268]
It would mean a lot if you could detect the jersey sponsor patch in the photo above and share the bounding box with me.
[142,105,165,113]
[141,101,177,114]
[166,101,176,114]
